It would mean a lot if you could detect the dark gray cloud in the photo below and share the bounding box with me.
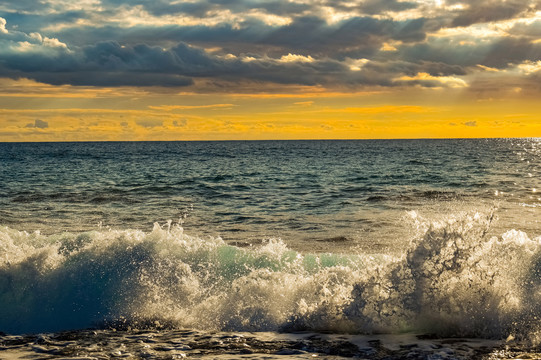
[51,22,272,48]
[0,0,540,90]
[0,34,197,86]
[0,0,50,14]
[356,0,418,14]
[266,16,427,52]
[0,21,536,89]
[0,11,436,88]
[50,15,429,59]
[109,0,311,17]
[448,0,535,27]
[97,0,417,19]
[0,32,345,87]
[362,59,467,78]
[399,36,541,69]
[31,71,194,87]
[508,18,541,38]
[0,10,89,34]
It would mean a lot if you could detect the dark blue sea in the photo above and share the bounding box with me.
[1,139,541,359]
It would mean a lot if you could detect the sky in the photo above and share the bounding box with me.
[0,0,541,141]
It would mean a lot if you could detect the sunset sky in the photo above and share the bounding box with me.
[1,0,541,141]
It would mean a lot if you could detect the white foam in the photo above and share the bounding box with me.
[1,212,541,342]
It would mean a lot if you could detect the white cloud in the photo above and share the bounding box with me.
[476,64,499,72]
[380,42,400,51]
[16,41,35,52]
[279,53,315,63]
[43,36,68,49]
[242,56,258,62]
[0,17,7,34]
[345,58,370,71]
[29,32,42,41]
[396,72,468,88]
[516,60,541,75]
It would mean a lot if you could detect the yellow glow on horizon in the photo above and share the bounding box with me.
[1,98,540,141]
[0,78,150,98]
[0,77,539,142]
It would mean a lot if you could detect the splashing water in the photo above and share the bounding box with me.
[2,211,541,343]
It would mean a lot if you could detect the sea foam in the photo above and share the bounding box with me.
[1,212,541,342]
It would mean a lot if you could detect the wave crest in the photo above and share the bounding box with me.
[1,213,541,342]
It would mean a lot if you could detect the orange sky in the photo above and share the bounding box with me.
[1,1,540,141]
[1,78,539,141]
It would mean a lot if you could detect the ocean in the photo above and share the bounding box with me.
[1,138,540,359]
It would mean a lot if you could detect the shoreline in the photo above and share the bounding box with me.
[0,328,517,359]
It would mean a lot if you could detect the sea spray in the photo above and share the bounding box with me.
[0,223,374,334]
[1,213,541,342]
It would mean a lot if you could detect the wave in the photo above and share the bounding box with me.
[1,213,541,342]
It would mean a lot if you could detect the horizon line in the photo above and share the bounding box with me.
[1,137,539,144]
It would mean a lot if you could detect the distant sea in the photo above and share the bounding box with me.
[1,139,540,359]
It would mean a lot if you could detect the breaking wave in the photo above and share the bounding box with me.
[1,212,541,343]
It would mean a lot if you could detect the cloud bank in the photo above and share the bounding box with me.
[1,0,541,91]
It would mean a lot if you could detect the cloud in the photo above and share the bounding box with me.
[508,18,541,39]
[44,12,430,56]
[0,25,380,88]
[0,17,7,34]
[25,119,48,128]
[449,0,534,27]
[399,35,541,70]
[395,72,468,88]
[464,121,477,127]
[0,29,198,86]
[256,15,428,56]
[53,16,428,62]
[0,0,50,14]
[136,119,163,128]
[173,119,188,127]
[356,0,418,15]
[293,101,314,107]
[279,53,314,63]
[1,0,541,92]
[32,72,194,87]
[149,104,235,110]
[100,0,311,18]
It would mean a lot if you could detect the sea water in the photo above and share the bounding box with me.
[1,139,540,359]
